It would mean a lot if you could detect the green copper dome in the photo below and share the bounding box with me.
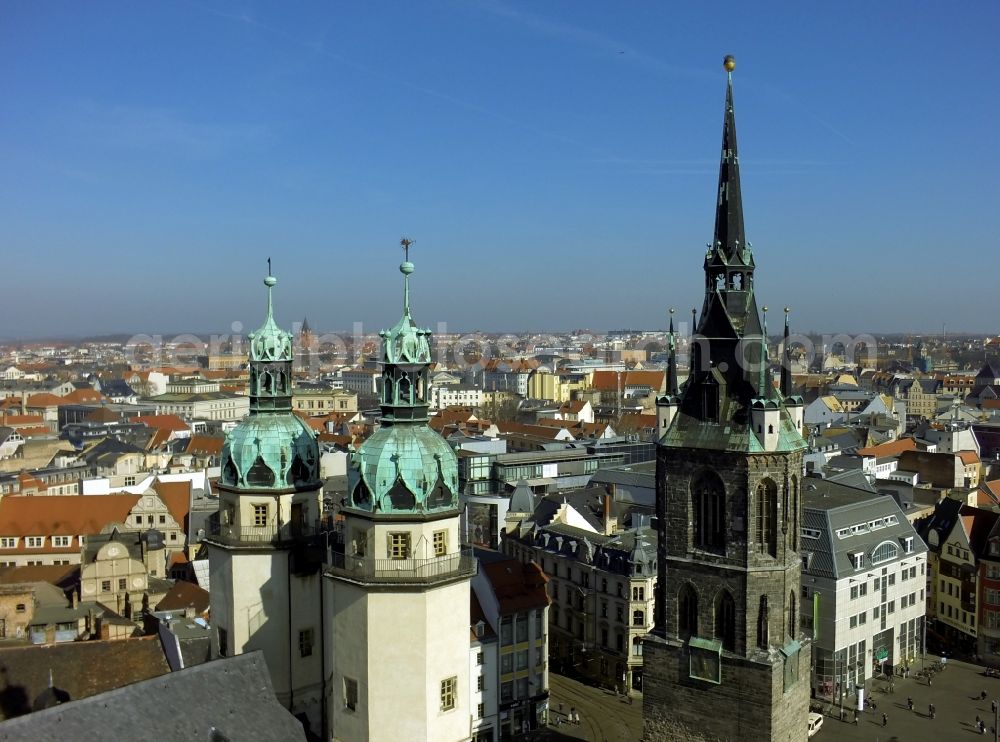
[348,248,459,515]
[220,268,320,492]
[222,414,320,489]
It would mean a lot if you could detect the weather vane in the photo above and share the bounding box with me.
[400,237,414,262]
[267,257,272,276]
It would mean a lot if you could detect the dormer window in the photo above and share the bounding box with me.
[851,552,864,570]
[905,537,915,554]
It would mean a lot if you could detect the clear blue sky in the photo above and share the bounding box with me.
[1,1,996,339]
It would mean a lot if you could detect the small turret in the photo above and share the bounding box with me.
[656,309,681,438]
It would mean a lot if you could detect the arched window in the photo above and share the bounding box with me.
[258,371,272,395]
[788,590,797,639]
[246,456,274,487]
[757,595,769,650]
[871,541,899,565]
[398,375,411,404]
[223,456,238,485]
[691,471,726,551]
[790,475,799,551]
[714,590,736,651]
[277,371,287,394]
[755,478,778,558]
[632,610,645,627]
[678,584,698,639]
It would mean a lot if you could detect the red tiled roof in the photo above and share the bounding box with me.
[0,494,140,539]
[62,388,106,404]
[590,370,665,393]
[184,435,224,457]
[155,580,210,615]
[152,479,192,529]
[857,438,918,458]
[481,558,550,613]
[132,414,189,432]
[24,393,64,408]
[0,414,44,426]
[959,451,981,466]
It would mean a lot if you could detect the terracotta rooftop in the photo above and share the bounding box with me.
[480,558,550,613]
[155,580,209,616]
[131,414,189,433]
[591,370,665,393]
[0,494,140,538]
[856,438,919,458]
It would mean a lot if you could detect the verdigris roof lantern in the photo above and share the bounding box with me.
[219,263,320,491]
[347,239,460,515]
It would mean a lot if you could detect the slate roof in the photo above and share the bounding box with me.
[0,636,170,721]
[801,479,925,580]
[0,651,306,741]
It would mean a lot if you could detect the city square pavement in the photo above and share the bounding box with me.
[811,653,1000,741]
[525,655,1000,741]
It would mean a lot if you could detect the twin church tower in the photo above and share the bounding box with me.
[208,56,809,742]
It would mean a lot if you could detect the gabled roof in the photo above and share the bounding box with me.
[857,438,918,458]
[480,558,550,614]
[23,393,64,408]
[0,494,140,537]
[151,479,192,529]
[131,414,188,433]
[155,580,209,615]
[183,435,224,457]
[591,370,665,393]
[959,450,981,466]
[0,651,305,740]
[0,636,170,721]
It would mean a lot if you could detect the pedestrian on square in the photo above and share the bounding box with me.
[992,699,997,714]
[983,689,989,701]
[930,703,936,719]
[570,707,575,724]
[882,712,887,727]
[907,696,913,711]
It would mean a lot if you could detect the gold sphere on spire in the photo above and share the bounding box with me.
[723,55,736,72]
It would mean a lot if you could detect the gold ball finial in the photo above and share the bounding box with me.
[723,55,736,73]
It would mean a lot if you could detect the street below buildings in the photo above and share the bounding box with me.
[523,672,641,742]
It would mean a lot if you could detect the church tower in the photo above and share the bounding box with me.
[206,267,326,732]
[643,58,810,742]
[327,241,475,742]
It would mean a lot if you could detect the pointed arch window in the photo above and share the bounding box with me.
[788,590,797,639]
[246,456,275,487]
[678,583,699,639]
[259,370,273,395]
[757,595,769,650]
[714,590,736,651]
[692,470,726,551]
[790,475,799,551]
[755,478,778,558]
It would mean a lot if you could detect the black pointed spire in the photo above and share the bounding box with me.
[781,307,792,397]
[667,309,679,396]
[713,56,746,263]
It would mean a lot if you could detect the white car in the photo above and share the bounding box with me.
[807,712,824,737]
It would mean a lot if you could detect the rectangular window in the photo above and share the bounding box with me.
[501,682,512,702]
[477,702,484,719]
[299,628,314,657]
[25,536,44,548]
[859,612,867,625]
[859,583,868,597]
[253,504,268,527]
[52,536,71,547]
[476,651,483,666]
[850,586,858,600]
[517,650,528,670]
[344,677,358,711]
[850,615,858,629]
[433,530,447,557]
[440,677,456,711]
[159,515,166,524]
[500,618,512,645]
[101,580,111,592]
[118,578,127,591]
[501,653,513,674]
[477,675,484,691]
[0,538,16,548]
[516,614,528,642]
[388,532,411,560]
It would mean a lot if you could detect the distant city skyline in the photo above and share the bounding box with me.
[2,2,997,337]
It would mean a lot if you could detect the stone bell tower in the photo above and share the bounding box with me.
[643,57,810,742]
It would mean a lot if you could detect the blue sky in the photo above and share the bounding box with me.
[1,1,996,338]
